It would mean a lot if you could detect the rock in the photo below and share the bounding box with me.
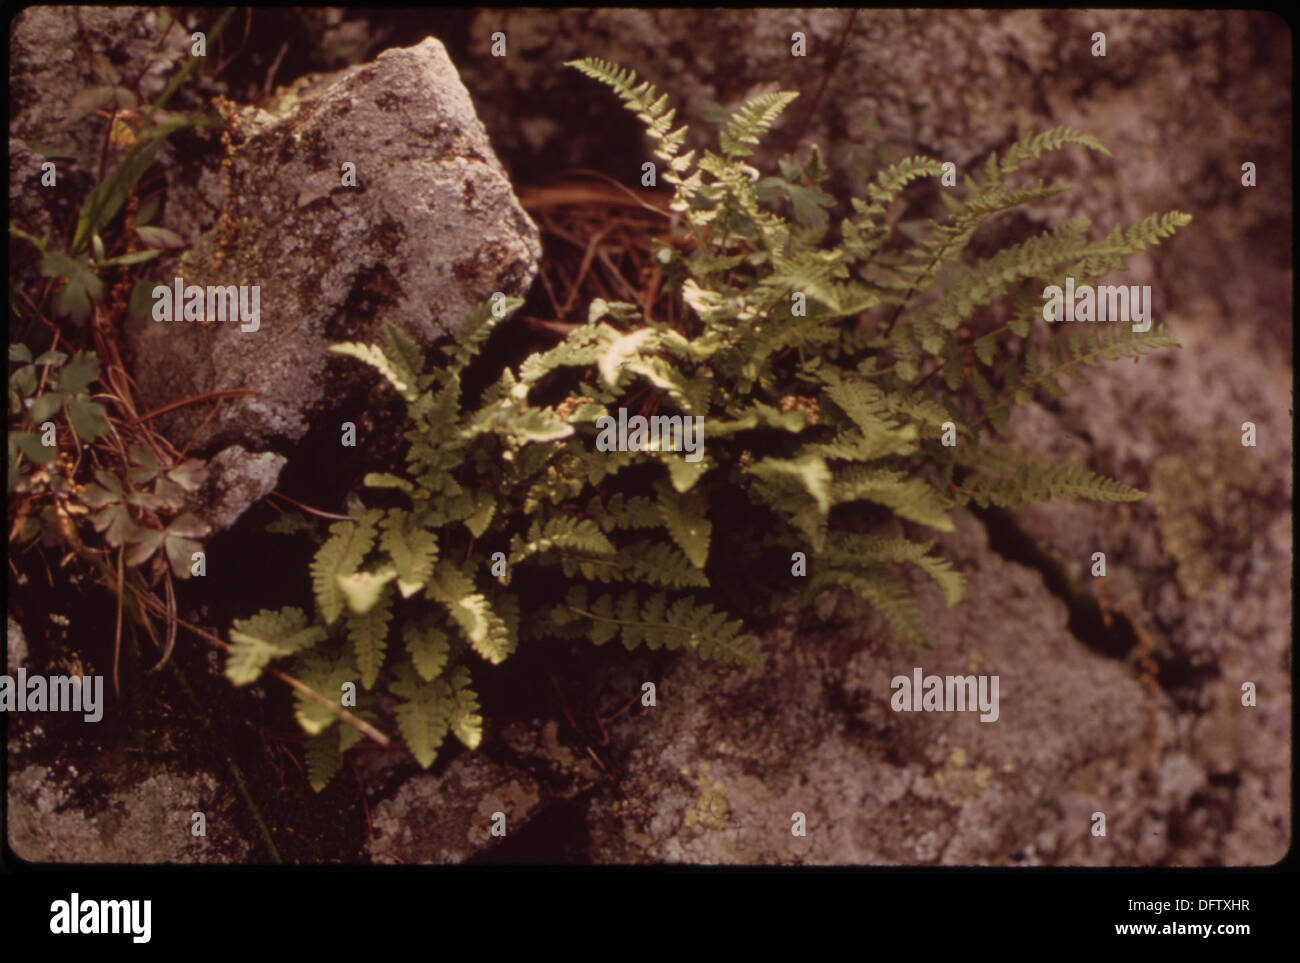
[365,754,543,863]
[195,445,287,533]
[9,7,189,175]
[454,9,1288,360]
[127,36,542,456]
[8,138,54,239]
[8,765,252,864]
[1004,319,1291,865]
[6,616,28,672]
[580,510,1182,865]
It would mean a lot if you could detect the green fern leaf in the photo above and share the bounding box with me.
[348,586,392,689]
[329,342,417,402]
[227,607,326,685]
[403,617,452,682]
[379,509,439,597]
[291,649,360,735]
[389,664,452,768]
[718,91,799,158]
[311,510,383,625]
[653,479,711,568]
[427,562,515,664]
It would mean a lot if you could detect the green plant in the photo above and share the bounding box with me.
[9,9,228,330]
[8,344,110,487]
[228,59,1189,788]
[8,339,210,692]
[7,11,239,687]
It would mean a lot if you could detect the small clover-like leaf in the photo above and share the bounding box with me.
[67,399,110,440]
[13,432,56,466]
[57,352,100,393]
[127,441,161,484]
[29,391,64,423]
[91,503,136,547]
[151,476,188,511]
[125,527,164,566]
[165,458,205,491]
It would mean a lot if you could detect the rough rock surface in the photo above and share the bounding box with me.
[4,618,253,864]
[582,512,1186,865]
[194,445,288,533]
[8,8,190,292]
[9,6,188,174]
[454,9,1289,363]
[1003,324,1292,865]
[366,755,543,864]
[127,36,542,457]
[360,507,1258,865]
[7,765,252,864]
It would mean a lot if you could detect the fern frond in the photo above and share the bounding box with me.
[403,616,452,682]
[823,533,965,607]
[227,607,326,685]
[831,466,955,531]
[347,586,392,689]
[563,585,757,665]
[389,663,451,768]
[379,509,439,597]
[426,561,515,664]
[329,342,417,402]
[310,510,383,625]
[510,515,616,566]
[566,58,692,170]
[959,447,1145,507]
[808,566,932,647]
[653,479,711,568]
[291,649,361,735]
[718,91,799,159]
[990,126,1111,182]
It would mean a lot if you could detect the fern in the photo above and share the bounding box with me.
[228,60,1190,787]
[311,510,382,625]
[226,607,326,685]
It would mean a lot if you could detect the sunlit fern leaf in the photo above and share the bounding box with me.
[226,607,326,685]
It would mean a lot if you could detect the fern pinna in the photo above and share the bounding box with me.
[227,58,1189,787]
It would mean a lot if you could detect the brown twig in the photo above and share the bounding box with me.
[112,544,124,698]
[266,491,356,522]
[129,387,258,426]
[787,8,859,153]
[126,586,391,746]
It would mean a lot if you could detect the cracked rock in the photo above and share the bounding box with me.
[127,36,541,456]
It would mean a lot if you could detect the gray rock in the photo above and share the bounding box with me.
[455,10,1288,361]
[6,616,27,672]
[364,507,1242,866]
[580,510,1175,865]
[8,765,252,864]
[8,138,54,240]
[127,36,542,455]
[1005,321,1292,866]
[196,445,287,532]
[366,754,543,864]
[9,7,188,175]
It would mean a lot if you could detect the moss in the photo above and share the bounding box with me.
[682,761,729,830]
[933,747,995,807]
[1150,432,1264,598]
